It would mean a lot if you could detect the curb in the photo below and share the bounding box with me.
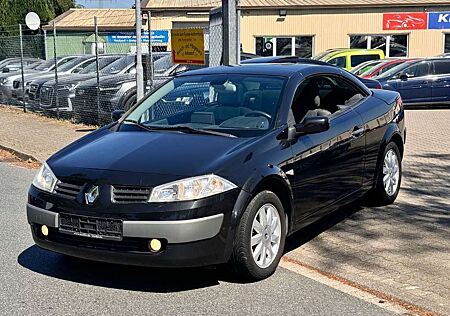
[0,144,41,164]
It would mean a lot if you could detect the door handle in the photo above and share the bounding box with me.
[352,126,364,138]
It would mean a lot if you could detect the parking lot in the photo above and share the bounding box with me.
[0,106,448,316]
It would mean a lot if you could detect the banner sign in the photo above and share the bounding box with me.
[383,13,428,30]
[107,30,169,44]
[171,28,205,65]
[428,12,450,29]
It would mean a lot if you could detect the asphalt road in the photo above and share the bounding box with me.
[0,161,394,316]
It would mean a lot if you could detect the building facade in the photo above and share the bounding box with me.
[144,0,450,58]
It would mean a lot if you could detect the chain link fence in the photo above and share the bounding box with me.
[0,11,228,126]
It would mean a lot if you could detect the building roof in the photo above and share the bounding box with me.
[142,0,450,10]
[44,9,135,31]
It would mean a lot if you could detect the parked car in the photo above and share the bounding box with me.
[375,58,450,106]
[27,63,405,281]
[70,53,169,124]
[350,59,385,76]
[73,52,257,125]
[312,49,385,70]
[13,55,98,102]
[0,56,78,102]
[0,61,47,101]
[241,56,382,89]
[35,55,125,111]
[0,57,43,73]
[358,58,416,78]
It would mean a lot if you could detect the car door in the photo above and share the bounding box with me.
[396,61,432,104]
[287,75,365,223]
[431,59,450,104]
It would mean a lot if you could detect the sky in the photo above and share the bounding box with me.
[76,0,135,9]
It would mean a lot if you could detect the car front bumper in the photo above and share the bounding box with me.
[27,188,249,267]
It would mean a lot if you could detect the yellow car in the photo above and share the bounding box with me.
[313,49,385,70]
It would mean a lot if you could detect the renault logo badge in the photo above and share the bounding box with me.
[85,185,99,204]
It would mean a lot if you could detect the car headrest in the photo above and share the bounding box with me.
[217,90,238,107]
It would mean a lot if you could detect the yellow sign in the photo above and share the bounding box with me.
[171,28,205,65]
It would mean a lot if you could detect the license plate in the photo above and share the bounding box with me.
[59,213,123,241]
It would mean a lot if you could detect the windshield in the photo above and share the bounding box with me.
[375,61,414,79]
[34,59,57,71]
[57,57,90,72]
[101,55,134,74]
[351,60,383,75]
[153,54,174,75]
[123,74,287,138]
[312,49,339,60]
[79,56,122,74]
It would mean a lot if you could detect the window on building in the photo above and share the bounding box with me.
[445,34,450,53]
[256,36,313,58]
[349,34,408,57]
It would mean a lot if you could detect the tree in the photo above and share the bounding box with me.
[0,0,76,34]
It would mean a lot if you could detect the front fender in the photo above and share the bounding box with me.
[222,167,294,261]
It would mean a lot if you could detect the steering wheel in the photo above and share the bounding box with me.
[244,111,271,119]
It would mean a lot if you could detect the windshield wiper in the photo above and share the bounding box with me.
[147,125,236,138]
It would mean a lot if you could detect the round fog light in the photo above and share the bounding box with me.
[148,239,162,252]
[41,225,49,237]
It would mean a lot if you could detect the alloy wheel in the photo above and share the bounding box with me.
[250,203,282,268]
[382,149,400,196]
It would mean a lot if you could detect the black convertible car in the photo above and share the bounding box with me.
[27,63,405,280]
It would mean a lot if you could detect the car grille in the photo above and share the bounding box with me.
[13,80,20,89]
[54,181,83,199]
[59,213,123,241]
[112,185,152,203]
[40,86,54,105]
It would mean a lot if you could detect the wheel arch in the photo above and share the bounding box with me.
[372,124,404,187]
[245,173,295,235]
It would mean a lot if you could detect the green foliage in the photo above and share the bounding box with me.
[0,0,75,34]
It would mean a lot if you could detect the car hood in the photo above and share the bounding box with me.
[44,73,97,86]
[78,74,135,88]
[49,128,252,183]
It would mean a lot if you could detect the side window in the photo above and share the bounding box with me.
[433,61,450,75]
[401,62,430,78]
[327,56,346,68]
[290,76,364,124]
[378,62,400,75]
[351,55,379,68]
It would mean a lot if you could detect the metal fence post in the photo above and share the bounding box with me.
[94,16,101,124]
[147,10,153,90]
[222,0,238,65]
[135,0,144,101]
[53,21,59,119]
[19,24,26,112]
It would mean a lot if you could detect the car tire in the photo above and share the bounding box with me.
[123,94,137,111]
[227,190,286,281]
[370,142,402,205]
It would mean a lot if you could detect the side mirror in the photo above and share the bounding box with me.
[294,116,330,135]
[2,67,10,73]
[399,74,408,81]
[111,110,125,122]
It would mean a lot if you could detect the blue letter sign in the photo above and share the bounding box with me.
[429,12,450,29]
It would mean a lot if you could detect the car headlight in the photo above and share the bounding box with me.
[32,163,58,193]
[0,78,7,85]
[149,175,237,203]
[99,84,122,92]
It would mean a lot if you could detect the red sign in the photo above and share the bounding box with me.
[383,13,428,30]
